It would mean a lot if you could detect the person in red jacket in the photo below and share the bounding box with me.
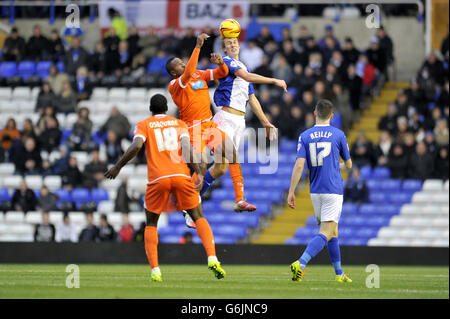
[119,213,134,242]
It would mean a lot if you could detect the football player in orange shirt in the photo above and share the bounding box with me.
[104,94,226,282]
[166,33,256,214]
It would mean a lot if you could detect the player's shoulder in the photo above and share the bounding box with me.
[329,125,346,138]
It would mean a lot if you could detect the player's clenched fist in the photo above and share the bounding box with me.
[287,191,296,209]
[196,33,210,48]
[210,53,224,65]
[104,165,121,179]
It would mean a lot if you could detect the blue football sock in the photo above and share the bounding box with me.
[299,234,328,269]
[200,170,215,196]
[327,237,343,276]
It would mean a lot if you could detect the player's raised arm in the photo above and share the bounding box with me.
[208,53,229,79]
[234,68,287,92]
[287,157,306,209]
[248,94,278,141]
[104,137,144,179]
[179,33,209,85]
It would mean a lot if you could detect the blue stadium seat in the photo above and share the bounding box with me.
[17,61,36,80]
[356,228,379,239]
[340,216,366,227]
[388,192,413,204]
[210,236,237,244]
[213,225,247,239]
[206,214,228,225]
[159,235,182,243]
[279,139,298,152]
[369,192,388,203]
[0,189,10,202]
[342,203,358,214]
[380,179,402,191]
[91,188,108,203]
[359,165,372,179]
[168,213,187,225]
[358,204,377,214]
[366,179,383,191]
[383,204,401,215]
[57,61,65,73]
[54,189,71,203]
[306,216,318,226]
[285,238,309,245]
[71,188,91,204]
[340,238,368,246]
[228,214,259,228]
[365,216,390,227]
[337,227,357,239]
[0,62,17,78]
[402,179,422,192]
[147,56,169,75]
[371,167,390,180]
[36,61,53,79]
[61,129,73,144]
[294,227,317,238]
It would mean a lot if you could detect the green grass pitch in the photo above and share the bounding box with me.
[0,264,447,299]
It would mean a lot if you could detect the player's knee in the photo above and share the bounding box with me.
[187,205,203,221]
[145,210,159,227]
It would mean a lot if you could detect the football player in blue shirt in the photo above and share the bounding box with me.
[287,99,353,283]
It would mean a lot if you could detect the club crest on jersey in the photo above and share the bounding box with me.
[190,80,205,90]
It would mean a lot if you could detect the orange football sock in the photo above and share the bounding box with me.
[144,226,159,269]
[229,163,244,202]
[195,217,216,257]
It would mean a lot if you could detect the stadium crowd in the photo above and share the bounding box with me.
[0,19,448,215]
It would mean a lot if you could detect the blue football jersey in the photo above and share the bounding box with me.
[296,124,351,194]
[213,56,255,112]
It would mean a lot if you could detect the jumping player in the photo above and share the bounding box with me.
[287,99,353,283]
[197,36,288,196]
[166,33,256,213]
[104,94,226,282]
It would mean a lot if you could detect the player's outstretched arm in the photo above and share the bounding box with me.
[287,157,305,209]
[248,94,278,141]
[208,53,229,79]
[104,137,144,179]
[234,68,287,92]
[180,33,210,85]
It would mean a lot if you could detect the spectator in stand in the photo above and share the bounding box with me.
[11,180,38,213]
[343,64,362,114]
[133,221,146,242]
[405,78,427,116]
[418,51,446,86]
[342,37,360,67]
[300,36,322,68]
[240,40,264,71]
[21,119,37,141]
[100,106,131,141]
[55,213,78,242]
[318,25,340,51]
[279,27,293,44]
[178,27,196,58]
[119,213,134,242]
[34,211,55,242]
[329,50,347,79]
[40,159,53,177]
[378,103,398,135]
[200,25,217,60]
[38,117,62,153]
[78,212,99,242]
[105,40,132,76]
[107,7,128,40]
[98,214,117,242]
[127,26,141,61]
[271,54,293,85]
[35,82,56,113]
[48,29,65,62]
[434,119,449,146]
[26,25,49,61]
[254,25,275,49]
[88,41,106,78]
[282,106,304,140]
[103,27,121,53]
[313,80,333,101]
[436,80,449,112]
[387,144,408,179]
[37,186,58,213]
[350,131,375,167]
[300,90,316,112]
[374,131,393,167]
[280,40,301,68]
[138,26,159,60]
[67,107,94,152]
[101,129,124,165]
[36,105,58,135]
[320,63,341,89]
[393,90,410,117]
[296,25,310,53]
[130,54,148,80]
[52,145,70,175]
[61,156,83,191]
[253,55,273,83]
[268,104,283,129]
[321,36,339,66]
[344,167,369,204]
[159,25,179,55]
[402,132,416,156]
[2,27,26,62]
[64,36,89,76]
[0,145,5,163]
[366,36,387,78]
[12,137,42,175]
[434,146,449,180]
[356,54,376,97]
[263,40,280,63]
[46,65,69,96]
[0,118,21,153]
[376,26,394,73]
[83,149,108,189]
[57,80,77,113]
[289,63,304,90]
[331,83,352,133]
[115,177,130,213]
[73,66,93,101]
[297,66,317,93]
[408,141,434,180]
[424,107,443,131]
